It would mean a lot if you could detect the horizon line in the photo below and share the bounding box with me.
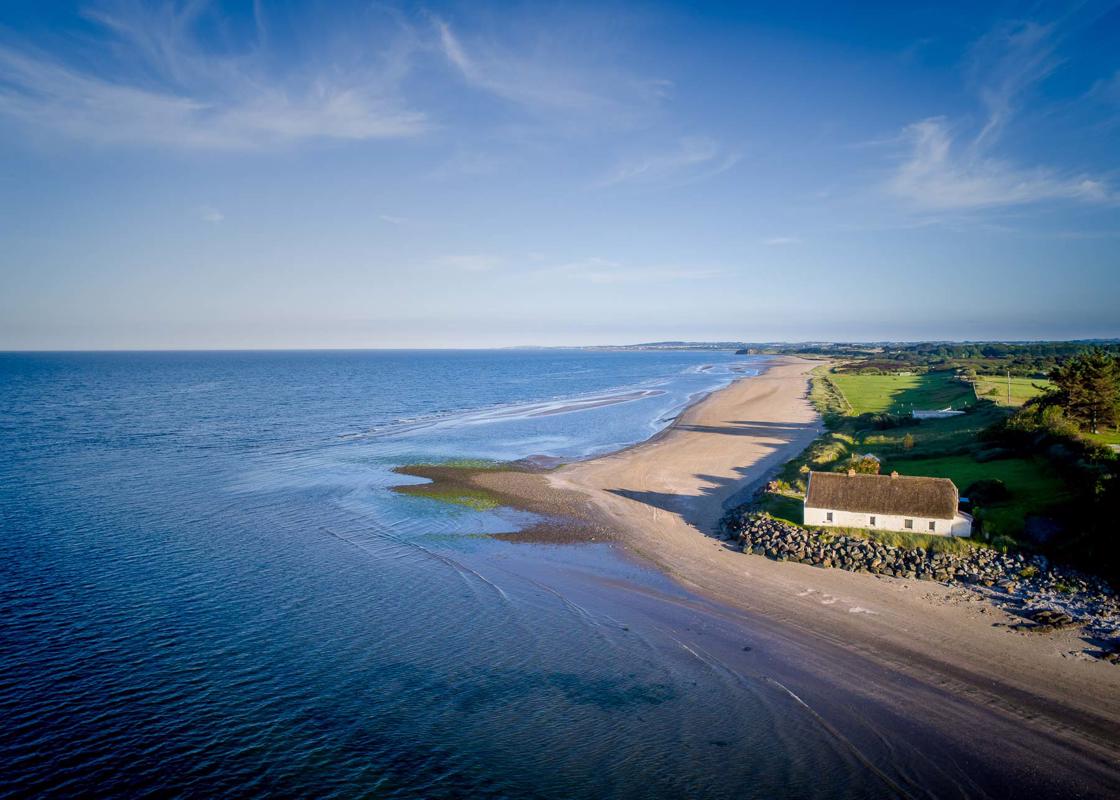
[2,337,1119,354]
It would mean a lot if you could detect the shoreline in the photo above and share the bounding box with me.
[394,355,778,542]
[393,355,1120,792]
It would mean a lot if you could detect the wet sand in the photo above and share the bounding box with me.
[396,356,1120,794]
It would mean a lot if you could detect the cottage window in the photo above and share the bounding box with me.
[928,520,936,532]
[869,515,876,526]
[825,512,833,522]
[904,518,913,530]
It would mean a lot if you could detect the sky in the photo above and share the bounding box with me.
[1,0,1118,349]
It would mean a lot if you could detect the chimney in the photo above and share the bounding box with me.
[890,471,899,478]
[847,468,856,477]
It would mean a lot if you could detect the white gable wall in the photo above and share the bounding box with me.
[804,506,969,537]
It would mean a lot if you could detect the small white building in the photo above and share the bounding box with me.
[912,408,965,420]
[804,470,972,537]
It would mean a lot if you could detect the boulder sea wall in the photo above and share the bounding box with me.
[719,508,1120,660]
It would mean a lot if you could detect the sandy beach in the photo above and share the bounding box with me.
[404,356,1120,791]
[567,358,1120,730]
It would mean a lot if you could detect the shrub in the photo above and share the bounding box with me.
[974,447,1012,462]
[964,479,1011,505]
[846,454,881,474]
[990,535,1017,553]
[869,413,905,429]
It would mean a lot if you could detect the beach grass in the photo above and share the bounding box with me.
[808,366,851,424]
[819,524,982,555]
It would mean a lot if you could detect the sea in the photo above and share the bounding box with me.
[0,350,1095,799]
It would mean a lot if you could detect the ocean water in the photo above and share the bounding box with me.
[0,350,1094,799]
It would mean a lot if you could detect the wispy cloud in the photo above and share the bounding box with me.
[966,20,1061,148]
[379,214,409,225]
[199,206,223,223]
[763,236,800,246]
[542,257,723,284]
[435,254,503,272]
[433,16,667,126]
[884,16,1111,212]
[0,3,428,149]
[597,137,740,187]
[424,148,514,180]
[1086,69,1120,107]
[887,117,1109,210]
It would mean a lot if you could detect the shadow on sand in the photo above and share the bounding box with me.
[604,417,821,548]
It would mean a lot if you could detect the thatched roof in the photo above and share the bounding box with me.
[805,471,958,519]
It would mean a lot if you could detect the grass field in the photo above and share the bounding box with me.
[830,371,973,415]
[861,404,1005,460]
[885,454,1071,536]
[778,365,1077,541]
[776,404,1007,492]
[1084,428,1120,447]
[972,375,1050,407]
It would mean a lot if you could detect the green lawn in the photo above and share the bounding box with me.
[784,367,1075,540]
[972,375,1050,407]
[830,371,973,415]
[1083,428,1120,447]
[861,404,1005,460]
[755,492,804,525]
[776,404,1007,492]
[884,454,1071,536]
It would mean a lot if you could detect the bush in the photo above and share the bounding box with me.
[964,479,1011,505]
[846,454,881,474]
[974,447,1012,462]
[863,412,910,430]
[990,534,1017,553]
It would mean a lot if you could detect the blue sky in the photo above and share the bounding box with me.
[1,0,1118,348]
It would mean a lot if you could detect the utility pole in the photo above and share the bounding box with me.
[1007,370,1011,406]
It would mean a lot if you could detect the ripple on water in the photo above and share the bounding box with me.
[1,351,958,799]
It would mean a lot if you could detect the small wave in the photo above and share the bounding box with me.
[339,388,668,440]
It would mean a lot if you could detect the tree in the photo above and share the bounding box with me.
[1048,348,1120,434]
[847,454,881,474]
[903,433,915,450]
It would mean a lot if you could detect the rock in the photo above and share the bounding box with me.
[723,509,1117,637]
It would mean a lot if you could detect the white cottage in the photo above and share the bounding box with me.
[804,470,972,537]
